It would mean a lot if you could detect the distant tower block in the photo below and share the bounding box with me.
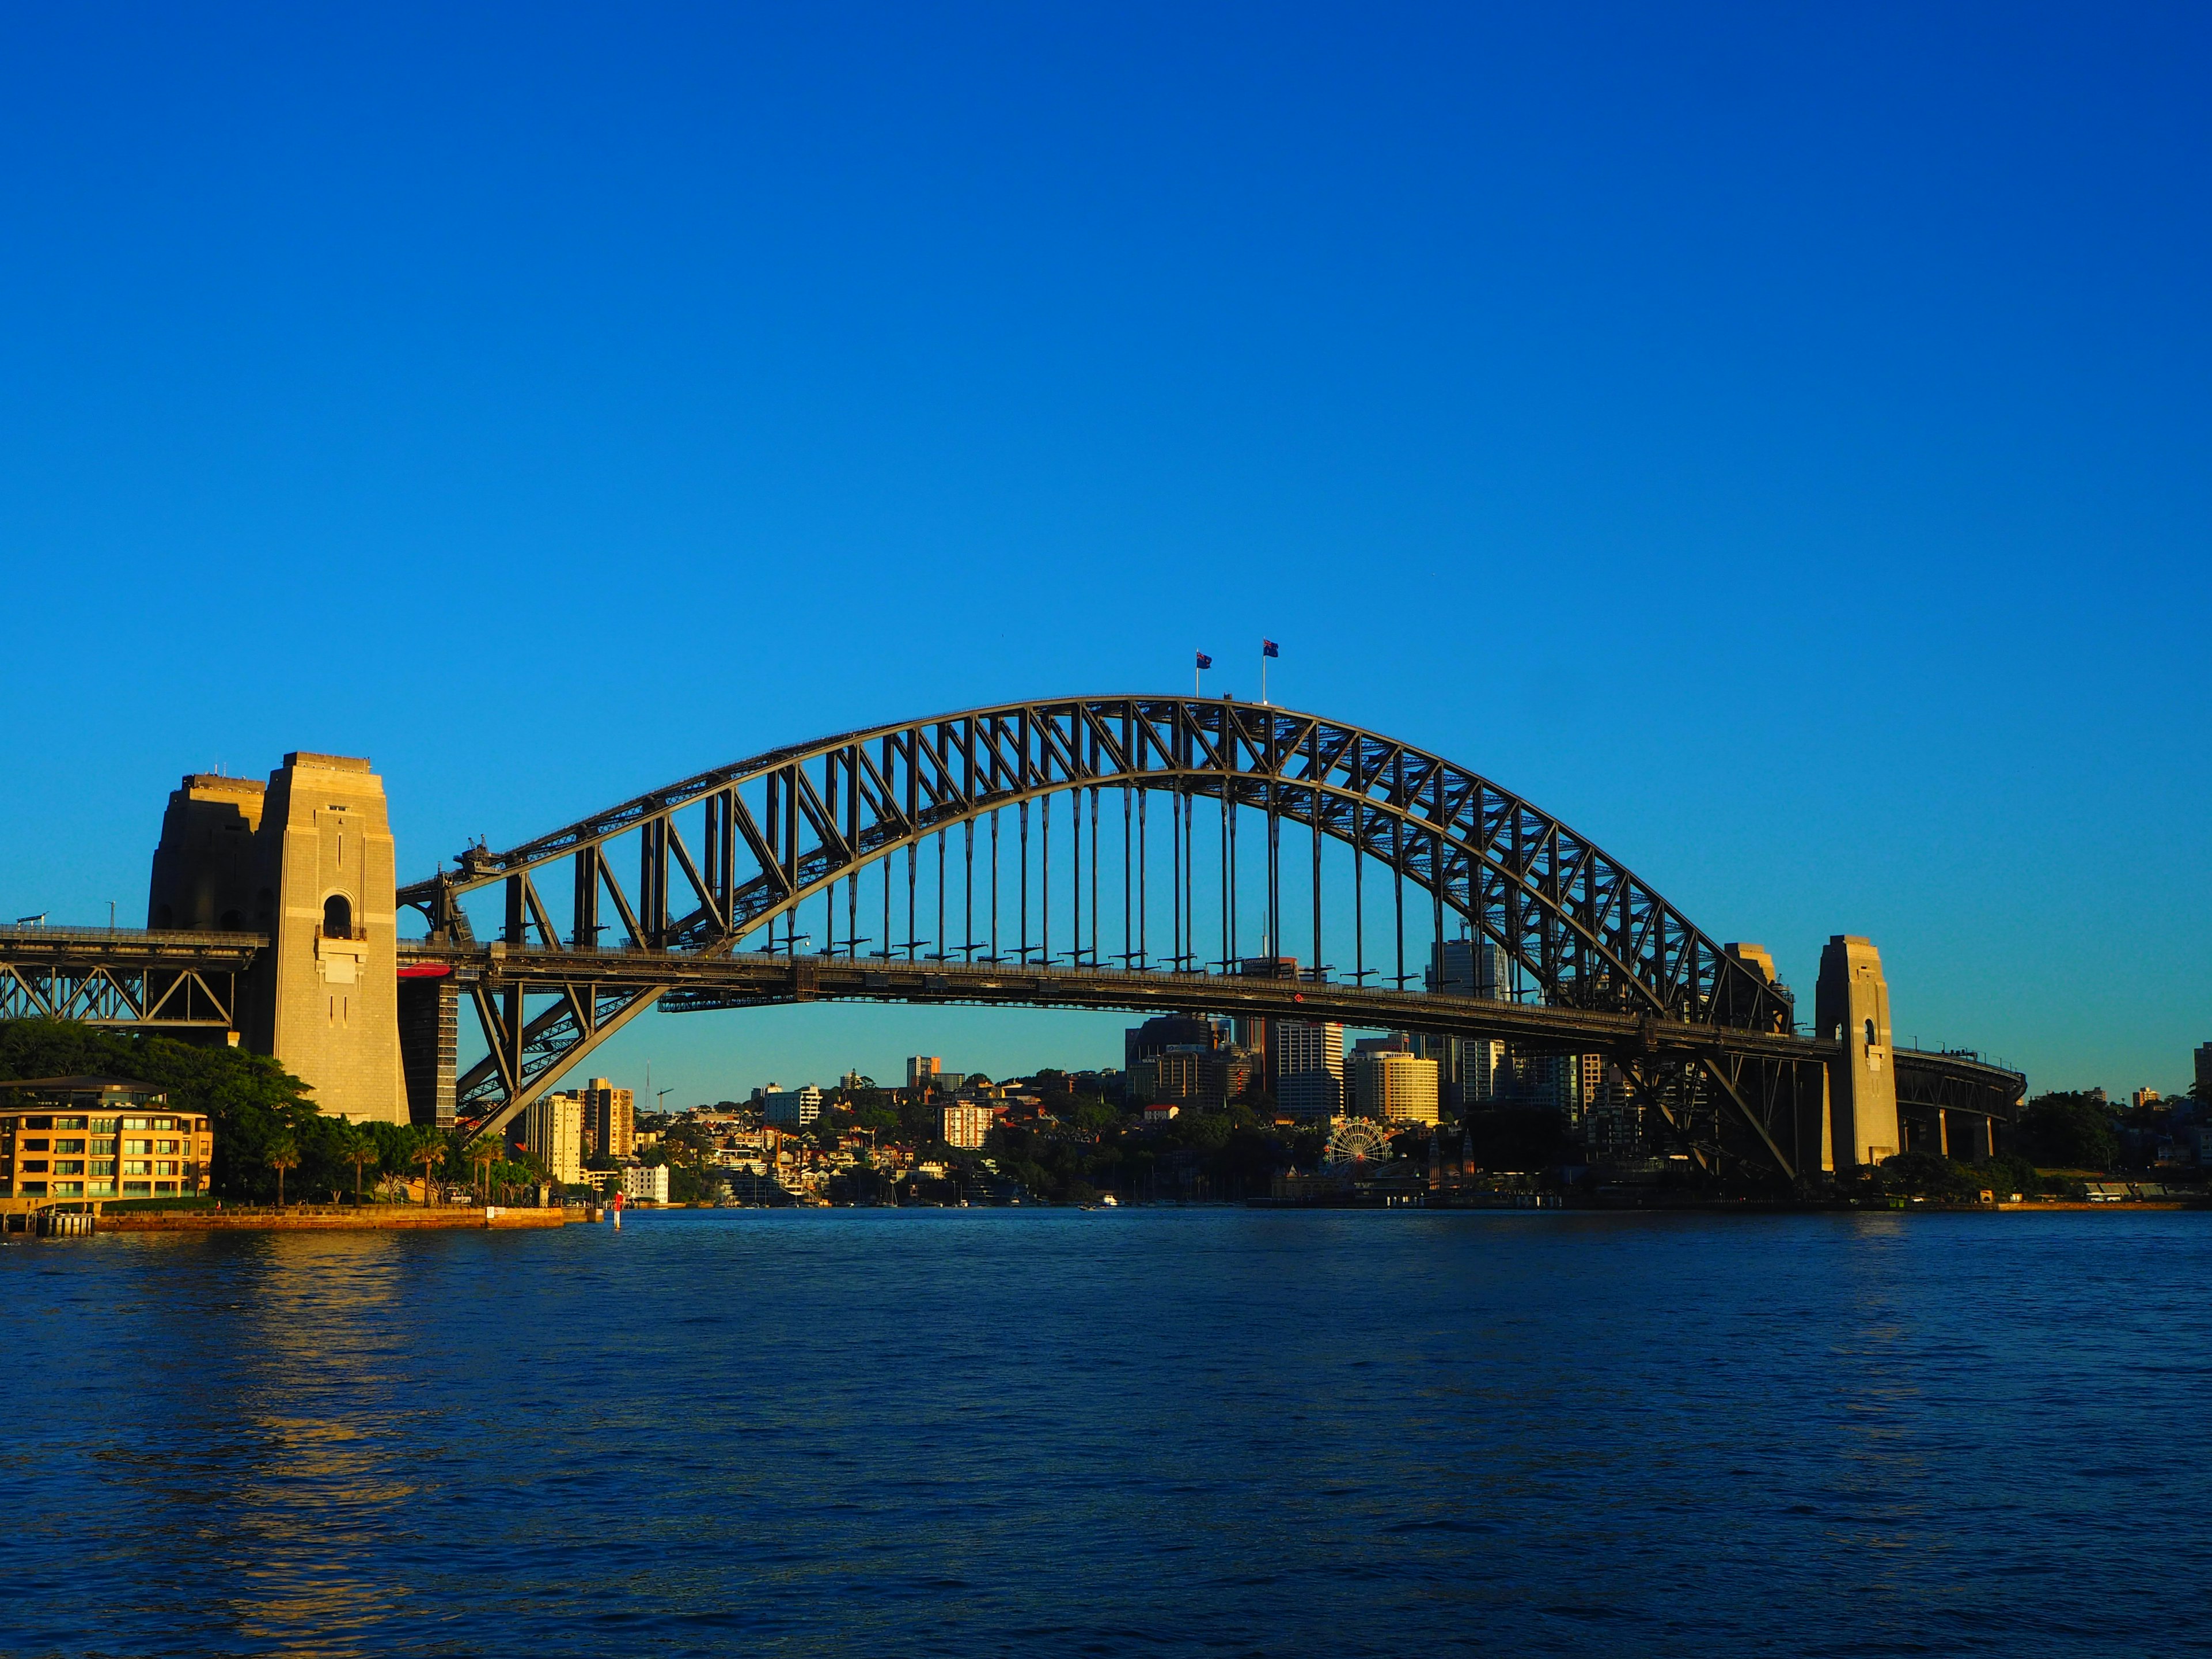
[146,774,268,931]
[1816,935,1899,1168]
[238,753,408,1124]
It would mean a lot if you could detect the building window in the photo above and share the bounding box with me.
[122,1181,150,1195]
[1864,1018,1877,1048]
[323,894,353,938]
[55,1161,82,1175]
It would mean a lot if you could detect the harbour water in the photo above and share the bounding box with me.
[5,1207,2210,1655]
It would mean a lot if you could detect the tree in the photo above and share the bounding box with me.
[266,1134,300,1207]
[1876,1150,1980,1200]
[2021,1093,2118,1171]
[472,1141,498,1205]
[0,1017,320,1200]
[410,1127,445,1204]
[338,1123,376,1203]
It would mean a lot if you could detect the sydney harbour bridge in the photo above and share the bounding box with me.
[0,695,2024,1184]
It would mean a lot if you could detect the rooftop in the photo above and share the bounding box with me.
[0,1074,168,1099]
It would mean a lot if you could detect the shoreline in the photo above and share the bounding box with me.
[96,1205,575,1232]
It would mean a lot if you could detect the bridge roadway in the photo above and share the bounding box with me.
[0,926,2025,1164]
[393,937,2025,1125]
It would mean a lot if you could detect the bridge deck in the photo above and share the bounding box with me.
[393,940,2022,1113]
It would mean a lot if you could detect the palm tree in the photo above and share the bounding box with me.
[329,1132,369,1212]
[410,1129,438,1205]
[266,1134,300,1208]
[472,1142,498,1206]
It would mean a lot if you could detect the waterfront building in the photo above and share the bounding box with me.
[579,1077,634,1158]
[1349,1051,1440,1124]
[621,1164,671,1203]
[935,1100,992,1149]
[521,1092,584,1185]
[0,1077,209,1200]
[763,1085,823,1127]
[2198,1043,2212,1103]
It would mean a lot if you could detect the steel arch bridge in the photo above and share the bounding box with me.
[387,694,2020,1179]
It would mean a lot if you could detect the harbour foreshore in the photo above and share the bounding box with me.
[96,1204,575,1231]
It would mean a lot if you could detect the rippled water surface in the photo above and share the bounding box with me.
[5,1208,2211,1656]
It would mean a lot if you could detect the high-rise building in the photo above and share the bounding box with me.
[1429,936,1511,1104]
[937,1100,992,1149]
[1275,1019,1344,1120]
[1524,1054,1588,1120]
[2196,1043,2212,1103]
[1462,1037,1509,1103]
[763,1085,823,1127]
[579,1077,634,1158]
[906,1056,943,1092]
[1124,1016,1225,1071]
[521,1092,584,1185]
[1350,1050,1441,1124]
[1234,957,1299,1071]
[1429,935,1511,1000]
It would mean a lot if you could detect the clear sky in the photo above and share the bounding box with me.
[2,3,2206,1105]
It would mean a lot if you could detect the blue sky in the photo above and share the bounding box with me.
[2,3,2205,1103]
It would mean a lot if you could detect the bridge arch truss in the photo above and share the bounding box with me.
[402,696,1804,1156]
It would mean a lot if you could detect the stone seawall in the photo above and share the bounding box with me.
[102,1206,574,1232]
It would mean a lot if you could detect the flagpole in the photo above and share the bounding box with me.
[1262,649,1268,706]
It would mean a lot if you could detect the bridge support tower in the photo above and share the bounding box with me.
[1816,935,1898,1169]
[148,752,408,1124]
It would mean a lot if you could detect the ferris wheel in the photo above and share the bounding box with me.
[1321,1118,1392,1169]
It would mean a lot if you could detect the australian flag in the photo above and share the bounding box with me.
[1262,639,1279,658]
[1195,651,1213,669]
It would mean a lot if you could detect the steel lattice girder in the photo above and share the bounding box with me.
[401,698,1801,1126]
[0,961,240,1027]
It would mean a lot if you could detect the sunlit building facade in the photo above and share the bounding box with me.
[0,1077,210,1201]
